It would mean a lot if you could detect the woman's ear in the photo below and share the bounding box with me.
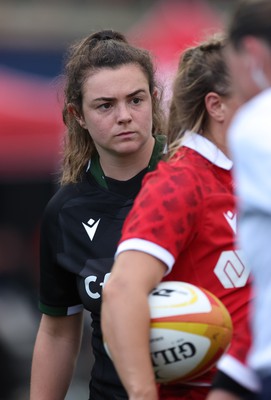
[151,88,160,104]
[205,92,225,123]
[67,103,87,129]
[152,88,158,98]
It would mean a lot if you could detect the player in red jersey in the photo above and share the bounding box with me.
[102,35,260,400]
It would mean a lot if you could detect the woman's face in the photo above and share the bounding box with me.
[226,47,255,103]
[78,63,154,160]
[226,40,271,103]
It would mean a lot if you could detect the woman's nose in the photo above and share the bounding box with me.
[116,103,132,123]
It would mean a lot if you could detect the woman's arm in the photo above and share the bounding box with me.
[30,312,84,400]
[101,250,166,400]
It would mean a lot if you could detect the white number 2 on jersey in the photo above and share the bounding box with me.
[214,250,250,288]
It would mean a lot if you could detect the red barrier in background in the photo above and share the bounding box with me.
[0,68,64,178]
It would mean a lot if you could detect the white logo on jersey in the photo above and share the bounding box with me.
[85,272,111,299]
[82,218,101,241]
[214,211,250,288]
[214,249,250,288]
[223,210,237,234]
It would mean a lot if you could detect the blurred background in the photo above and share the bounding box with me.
[0,0,235,398]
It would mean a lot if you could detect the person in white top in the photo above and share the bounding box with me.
[225,1,271,399]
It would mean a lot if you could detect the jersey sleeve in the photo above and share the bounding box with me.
[39,195,83,316]
[118,160,204,270]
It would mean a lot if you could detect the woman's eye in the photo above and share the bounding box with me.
[132,97,142,105]
[98,103,112,110]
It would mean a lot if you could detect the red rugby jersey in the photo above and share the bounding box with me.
[117,133,259,394]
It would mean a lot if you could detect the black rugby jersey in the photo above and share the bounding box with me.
[39,135,165,400]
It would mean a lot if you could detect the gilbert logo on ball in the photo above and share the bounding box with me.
[149,281,232,383]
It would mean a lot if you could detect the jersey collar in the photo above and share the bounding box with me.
[87,134,166,189]
[182,131,233,170]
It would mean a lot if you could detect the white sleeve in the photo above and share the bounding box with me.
[228,93,271,374]
[229,99,271,214]
[116,238,175,275]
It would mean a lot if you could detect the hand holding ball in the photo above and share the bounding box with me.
[104,281,232,384]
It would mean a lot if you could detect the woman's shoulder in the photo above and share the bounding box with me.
[140,150,206,200]
[42,179,95,221]
[155,147,208,179]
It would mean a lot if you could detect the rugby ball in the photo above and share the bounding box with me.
[149,281,232,383]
